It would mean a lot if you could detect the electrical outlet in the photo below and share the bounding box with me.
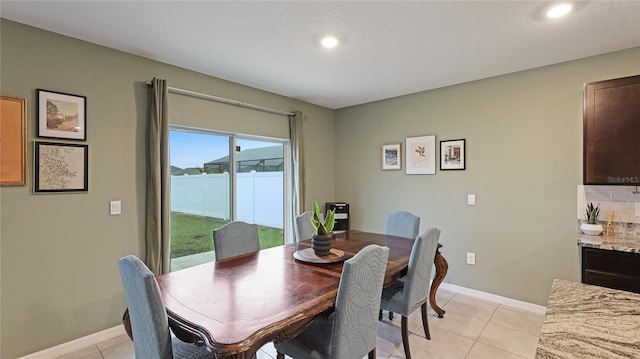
[466,252,476,265]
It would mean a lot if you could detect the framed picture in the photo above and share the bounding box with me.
[37,89,86,140]
[440,139,466,170]
[0,96,27,186]
[405,135,436,174]
[381,143,401,170]
[34,142,88,192]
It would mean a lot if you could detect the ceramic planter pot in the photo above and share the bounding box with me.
[312,233,333,256]
[580,223,603,236]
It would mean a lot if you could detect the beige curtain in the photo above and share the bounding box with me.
[289,111,305,242]
[145,78,170,274]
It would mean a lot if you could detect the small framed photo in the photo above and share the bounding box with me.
[405,135,436,174]
[37,89,86,140]
[381,143,401,170]
[34,142,88,192]
[440,139,466,170]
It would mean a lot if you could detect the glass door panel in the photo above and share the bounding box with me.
[235,138,284,249]
[169,129,231,271]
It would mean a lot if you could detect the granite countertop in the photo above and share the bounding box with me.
[535,279,640,358]
[577,234,640,253]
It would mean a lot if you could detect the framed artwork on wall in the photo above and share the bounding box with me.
[405,135,436,174]
[440,139,466,170]
[0,96,27,186]
[34,141,88,193]
[37,89,86,140]
[381,143,401,170]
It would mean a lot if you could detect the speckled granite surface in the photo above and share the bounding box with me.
[535,279,640,359]
[577,221,640,238]
[577,234,640,253]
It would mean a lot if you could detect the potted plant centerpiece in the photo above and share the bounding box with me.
[581,202,603,236]
[311,201,335,256]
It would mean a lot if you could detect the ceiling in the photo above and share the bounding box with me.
[2,1,639,109]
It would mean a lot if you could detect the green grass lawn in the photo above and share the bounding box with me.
[170,212,284,258]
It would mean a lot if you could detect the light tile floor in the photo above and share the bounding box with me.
[57,289,544,359]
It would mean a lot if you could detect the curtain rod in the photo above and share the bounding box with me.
[145,81,294,117]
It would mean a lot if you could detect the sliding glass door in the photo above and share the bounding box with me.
[169,127,286,271]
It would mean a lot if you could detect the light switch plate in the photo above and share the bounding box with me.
[110,200,122,215]
[467,194,476,206]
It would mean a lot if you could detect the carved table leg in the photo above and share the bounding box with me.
[429,244,448,318]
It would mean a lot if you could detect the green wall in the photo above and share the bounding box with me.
[335,47,640,306]
[0,19,335,358]
[2,15,639,359]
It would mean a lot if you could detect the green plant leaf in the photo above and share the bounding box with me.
[585,202,601,224]
[325,209,335,233]
[310,200,336,235]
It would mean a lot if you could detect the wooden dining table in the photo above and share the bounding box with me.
[134,230,447,359]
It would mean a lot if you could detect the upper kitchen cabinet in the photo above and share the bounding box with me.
[583,75,640,185]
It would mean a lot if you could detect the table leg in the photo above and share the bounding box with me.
[429,244,448,318]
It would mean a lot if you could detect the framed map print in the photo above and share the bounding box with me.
[34,142,88,192]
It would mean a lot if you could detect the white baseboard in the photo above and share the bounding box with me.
[439,282,547,316]
[18,325,127,359]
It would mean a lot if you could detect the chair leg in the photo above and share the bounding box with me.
[401,315,412,359]
[276,352,284,359]
[421,302,431,340]
[379,309,383,321]
[368,348,376,359]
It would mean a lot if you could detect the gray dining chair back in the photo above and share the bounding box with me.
[275,244,390,359]
[212,221,260,260]
[384,211,420,238]
[296,211,315,241]
[118,255,214,359]
[380,227,440,359]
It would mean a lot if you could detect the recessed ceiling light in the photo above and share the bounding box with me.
[546,3,572,18]
[313,33,346,49]
[320,35,340,49]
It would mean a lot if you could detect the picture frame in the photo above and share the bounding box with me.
[37,89,86,140]
[34,141,88,192]
[440,139,466,170]
[405,135,436,175]
[0,96,27,186]
[381,143,401,170]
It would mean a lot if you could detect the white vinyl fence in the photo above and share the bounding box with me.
[170,171,283,228]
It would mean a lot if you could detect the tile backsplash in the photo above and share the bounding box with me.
[578,185,640,224]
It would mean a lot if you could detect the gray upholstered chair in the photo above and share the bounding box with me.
[381,210,420,320]
[118,255,214,359]
[295,211,315,241]
[212,221,260,260]
[275,244,390,359]
[380,227,441,359]
[384,210,420,238]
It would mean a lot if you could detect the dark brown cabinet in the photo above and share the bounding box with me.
[583,74,640,185]
[581,246,640,294]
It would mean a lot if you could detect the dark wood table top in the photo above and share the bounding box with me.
[156,230,414,358]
